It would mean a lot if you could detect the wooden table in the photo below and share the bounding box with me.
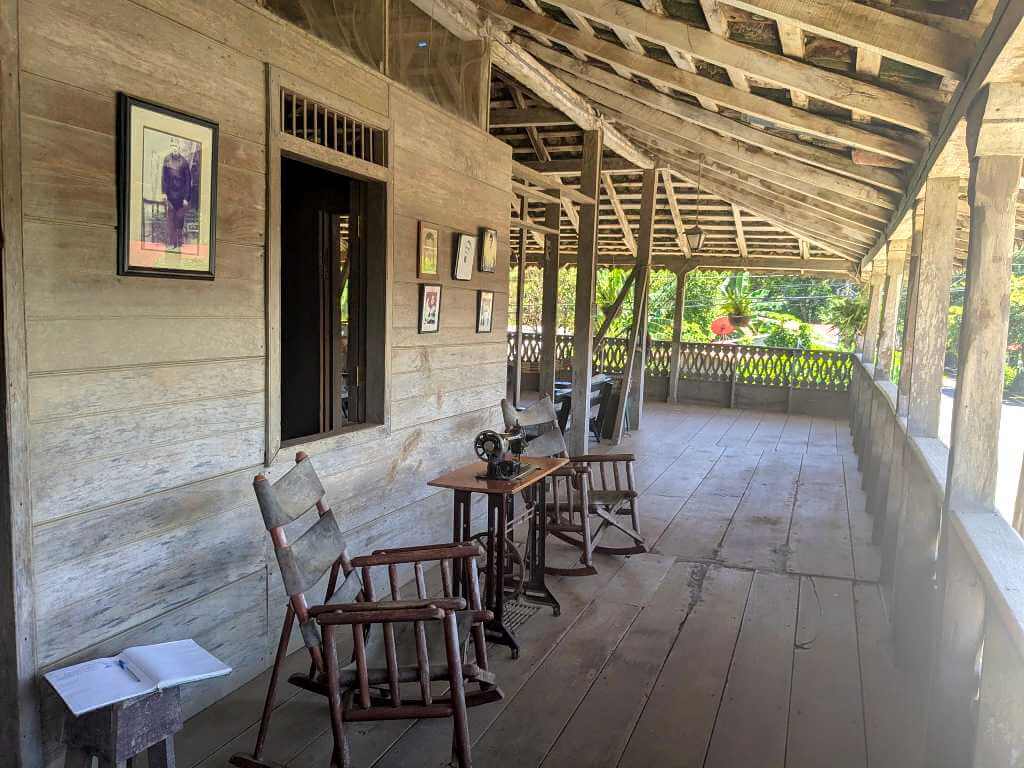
[428,456,568,658]
[63,688,181,767]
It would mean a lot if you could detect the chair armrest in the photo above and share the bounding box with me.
[572,453,636,463]
[352,543,480,567]
[309,597,466,617]
[315,606,445,625]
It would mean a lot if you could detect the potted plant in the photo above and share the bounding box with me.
[718,273,758,327]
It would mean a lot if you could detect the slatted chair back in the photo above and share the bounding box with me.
[253,453,363,671]
[501,396,569,458]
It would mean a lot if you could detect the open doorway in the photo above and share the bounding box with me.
[279,157,385,444]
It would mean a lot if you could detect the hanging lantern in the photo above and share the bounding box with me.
[684,224,706,253]
[687,154,706,255]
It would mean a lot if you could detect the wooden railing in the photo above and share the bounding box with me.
[507,332,854,392]
[849,356,1024,767]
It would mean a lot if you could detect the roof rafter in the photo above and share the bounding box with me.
[498,13,921,161]
[724,0,974,80]
[512,0,939,134]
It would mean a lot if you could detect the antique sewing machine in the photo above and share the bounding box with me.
[474,425,533,481]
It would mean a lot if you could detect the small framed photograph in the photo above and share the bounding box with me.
[476,290,494,334]
[479,228,497,273]
[418,221,439,277]
[117,94,218,279]
[453,233,476,280]
[419,284,442,334]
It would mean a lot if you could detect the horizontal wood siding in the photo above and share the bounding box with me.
[16,1,511,764]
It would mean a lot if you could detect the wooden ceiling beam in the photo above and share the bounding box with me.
[662,164,867,261]
[726,0,974,79]
[661,169,692,257]
[698,0,751,92]
[514,30,921,162]
[513,0,939,134]
[488,37,653,168]
[732,205,749,259]
[521,157,637,174]
[492,18,906,192]
[490,107,573,127]
[602,172,638,255]
[556,68,898,215]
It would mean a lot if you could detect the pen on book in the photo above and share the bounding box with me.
[117,659,142,683]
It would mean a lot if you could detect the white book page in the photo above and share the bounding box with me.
[121,639,231,689]
[44,658,156,716]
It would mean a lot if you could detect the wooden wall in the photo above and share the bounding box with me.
[13,0,511,762]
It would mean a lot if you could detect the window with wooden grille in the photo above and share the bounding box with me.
[281,89,387,168]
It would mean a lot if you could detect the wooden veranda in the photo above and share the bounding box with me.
[3,0,1024,767]
[175,403,917,768]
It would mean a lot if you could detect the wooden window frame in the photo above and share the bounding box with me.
[266,67,394,465]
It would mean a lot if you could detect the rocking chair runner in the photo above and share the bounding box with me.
[231,453,501,768]
[502,397,646,577]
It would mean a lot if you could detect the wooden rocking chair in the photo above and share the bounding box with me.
[502,397,646,577]
[230,453,501,768]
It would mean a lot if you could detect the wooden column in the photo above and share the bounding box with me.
[567,129,603,456]
[538,195,560,401]
[511,197,527,407]
[875,248,906,381]
[906,177,959,436]
[862,270,885,364]
[668,267,689,403]
[927,84,1024,768]
[947,83,1024,512]
[896,200,924,418]
[623,168,657,432]
[0,0,43,763]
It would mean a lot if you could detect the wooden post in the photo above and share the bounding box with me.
[567,129,603,456]
[512,196,527,407]
[593,268,635,348]
[862,269,885,365]
[624,168,657,432]
[906,177,959,436]
[927,83,1024,768]
[946,83,1024,513]
[0,0,43,763]
[538,195,560,401]
[896,199,924,418]
[875,247,906,381]
[668,267,689,403]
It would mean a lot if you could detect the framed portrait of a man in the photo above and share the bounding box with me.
[479,228,497,273]
[117,94,218,279]
[419,284,442,333]
[453,233,476,281]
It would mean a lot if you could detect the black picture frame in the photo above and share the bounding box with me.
[476,290,494,333]
[117,93,219,279]
[453,233,475,280]
[478,227,497,273]
[419,283,442,334]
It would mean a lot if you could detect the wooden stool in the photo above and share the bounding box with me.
[62,688,181,768]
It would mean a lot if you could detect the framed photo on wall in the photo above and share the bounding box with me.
[419,284,442,333]
[453,233,476,280]
[117,94,218,279]
[479,228,497,273]
[476,290,494,334]
[418,221,439,277]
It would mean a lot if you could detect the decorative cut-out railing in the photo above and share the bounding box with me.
[507,332,853,392]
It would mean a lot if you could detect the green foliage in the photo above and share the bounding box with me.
[754,311,814,349]
[1005,364,1018,392]
[716,273,760,318]
[823,292,868,351]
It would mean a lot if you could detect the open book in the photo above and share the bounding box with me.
[44,639,231,716]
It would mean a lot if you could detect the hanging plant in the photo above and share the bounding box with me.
[717,273,761,327]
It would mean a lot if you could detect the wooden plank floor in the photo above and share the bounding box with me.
[175,403,924,768]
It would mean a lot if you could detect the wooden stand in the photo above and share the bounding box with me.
[62,688,181,768]
[429,457,568,658]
